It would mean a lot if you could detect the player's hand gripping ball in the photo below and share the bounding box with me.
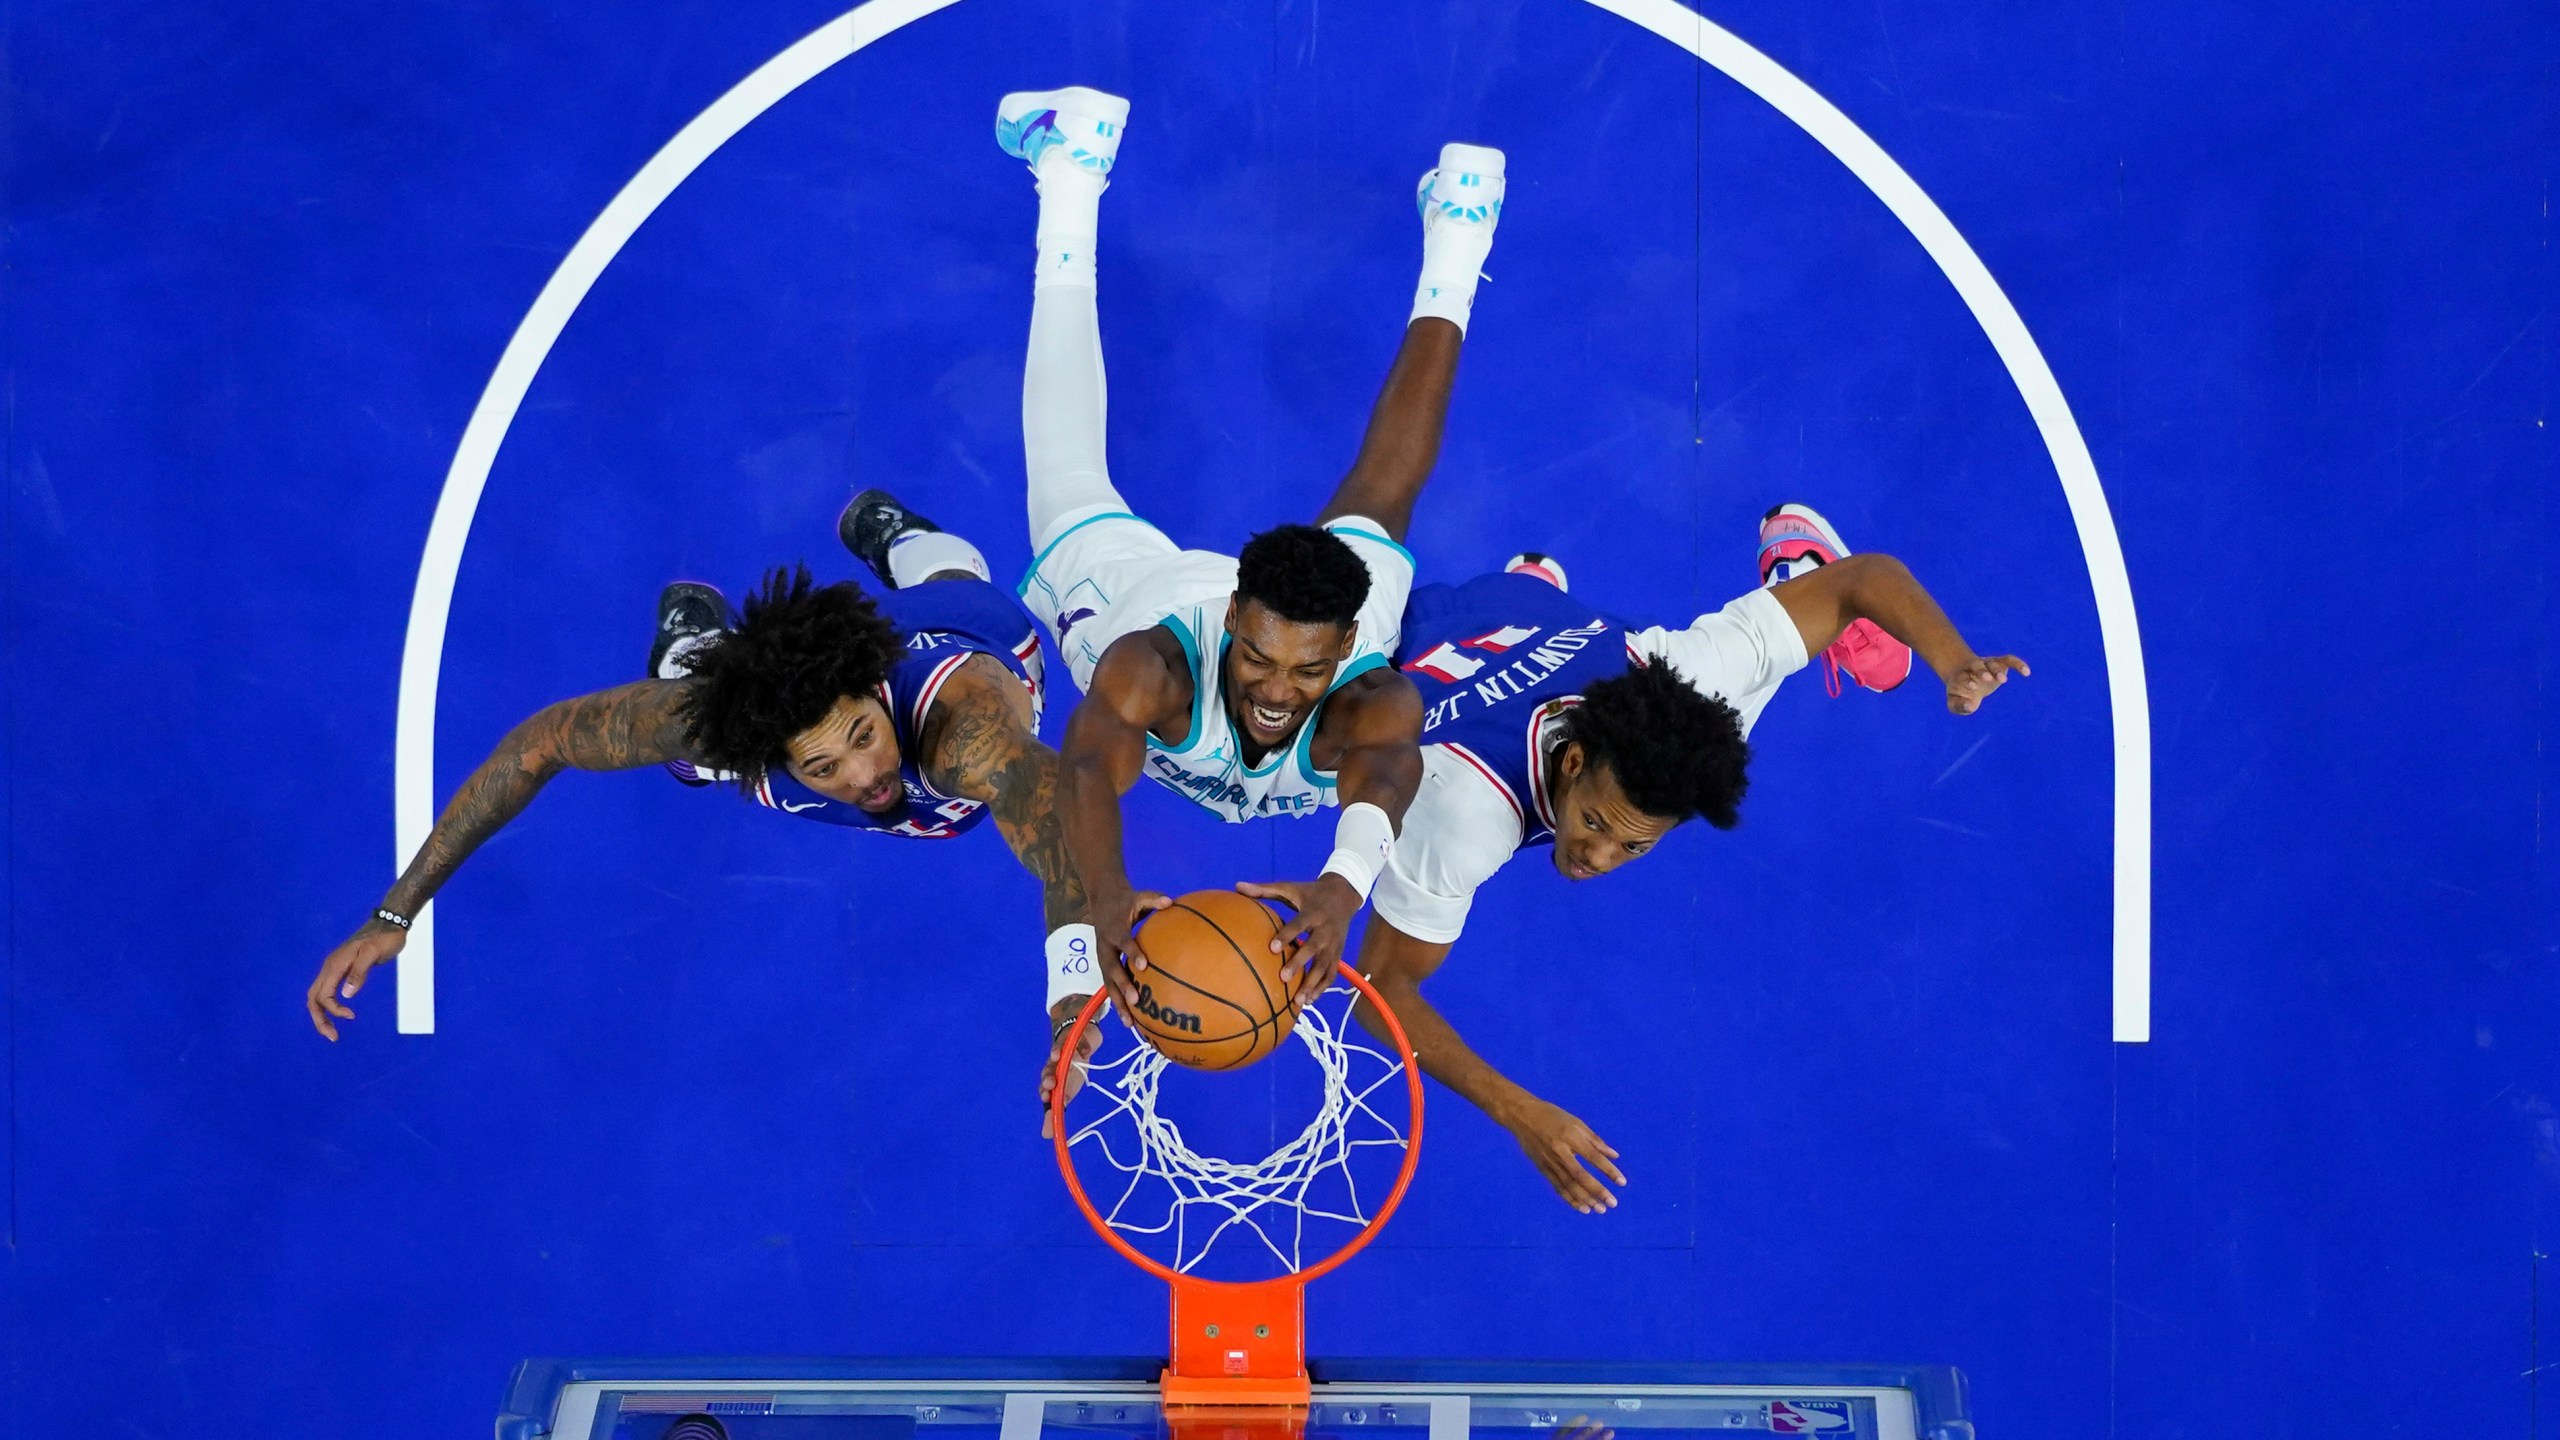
[1121,890,1302,1069]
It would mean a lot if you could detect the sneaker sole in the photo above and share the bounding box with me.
[1760,501,1854,560]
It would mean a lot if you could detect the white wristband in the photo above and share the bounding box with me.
[1318,801,1396,904]
[1045,923,1101,1012]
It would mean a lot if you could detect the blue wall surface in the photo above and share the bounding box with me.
[3,1,2551,1435]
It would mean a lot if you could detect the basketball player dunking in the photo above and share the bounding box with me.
[303,502,1075,1040]
[1254,507,2027,1211]
[986,86,1511,1104]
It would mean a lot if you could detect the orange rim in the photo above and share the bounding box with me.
[1048,960,1425,1289]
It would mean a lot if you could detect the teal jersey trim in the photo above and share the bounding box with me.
[1157,611,1213,757]
[1322,519,1416,568]
[1325,649,1389,694]
[1298,651,1390,781]
[1017,510,1145,598]
[1293,697,1332,782]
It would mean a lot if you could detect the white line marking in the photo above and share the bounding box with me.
[1586,0,2151,1040]
[388,0,960,1031]
[393,0,2151,1041]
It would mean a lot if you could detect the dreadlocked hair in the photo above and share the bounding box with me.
[674,564,902,790]
[1562,658,1751,829]
[1235,524,1371,628]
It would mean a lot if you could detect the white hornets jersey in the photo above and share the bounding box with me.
[1144,596,1394,824]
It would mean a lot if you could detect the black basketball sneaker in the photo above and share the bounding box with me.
[647,581,733,681]
[836,487,945,590]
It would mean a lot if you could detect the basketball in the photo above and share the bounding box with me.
[1125,890,1301,1069]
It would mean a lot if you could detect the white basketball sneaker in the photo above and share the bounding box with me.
[995,86,1131,177]
[1416,141,1506,235]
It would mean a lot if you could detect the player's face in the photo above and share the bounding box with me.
[783,693,904,813]
[1549,749,1677,881]
[1223,599,1354,751]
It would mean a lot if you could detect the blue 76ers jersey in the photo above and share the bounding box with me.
[1394,572,1635,851]
[741,579,1046,840]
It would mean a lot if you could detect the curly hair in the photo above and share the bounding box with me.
[1235,524,1371,628]
[673,565,903,788]
[1561,658,1751,828]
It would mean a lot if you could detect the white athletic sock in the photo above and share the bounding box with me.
[1032,151,1106,292]
[1410,221,1496,333]
[886,530,991,588]
[1023,268,1126,542]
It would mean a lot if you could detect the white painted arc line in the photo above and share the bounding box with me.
[390,0,2151,1042]
[1590,0,2152,1040]
[389,0,963,1032]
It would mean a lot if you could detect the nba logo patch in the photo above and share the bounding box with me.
[1767,1399,1852,1433]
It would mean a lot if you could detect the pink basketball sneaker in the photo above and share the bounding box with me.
[1503,552,1569,591]
[1757,502,1913,695]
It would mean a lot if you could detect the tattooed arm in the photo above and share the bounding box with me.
[306,679,698,1040]
[919,655,1126,1132]
[917,655,1087,932]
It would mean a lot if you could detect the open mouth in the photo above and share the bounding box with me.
[1246,702,1295,737]
[858,779,900,811]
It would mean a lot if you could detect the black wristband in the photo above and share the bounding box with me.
[373,908,412,932]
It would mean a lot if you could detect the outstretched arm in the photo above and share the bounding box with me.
[1349,918,1625,1214]
[307,678,698,1039]
[1241,671,1425,1003]
[1314,317,1463,542]
[918,657,1087,931]
[1768,552,2030,715]
[1058,631,1190,988]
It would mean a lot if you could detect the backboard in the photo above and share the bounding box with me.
[497,1360,1972,1440]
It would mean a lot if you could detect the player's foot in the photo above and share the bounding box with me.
[1411,143,1504,332]
[996,86,1130,176]
[648,581,732,681]
[1417,142,1506,232]
[1504,552,1569,591]
[838,488,945,590]
[1757,503,1914,696]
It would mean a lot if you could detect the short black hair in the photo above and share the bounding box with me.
[674,564,902,788]
[1235,524,1370,628]
[1562,658,1751,828]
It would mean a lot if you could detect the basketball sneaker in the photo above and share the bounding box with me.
[1503,552,1569,591]
[995,86,1130,176]
[837,488,945,590]
[1757,502,1913,696]
[1418,142,1506,231]
[648,581,732,681]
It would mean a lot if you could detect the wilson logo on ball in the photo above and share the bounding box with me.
[1133,983,1203,1035]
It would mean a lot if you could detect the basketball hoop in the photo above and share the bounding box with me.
[1048,962,1425,1411]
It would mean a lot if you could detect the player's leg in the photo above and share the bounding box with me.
[837,489,991,590]
[999,86,1135,548]
[648,581,735,786]
[1315,143,1507,543]
[996,87,1192,691]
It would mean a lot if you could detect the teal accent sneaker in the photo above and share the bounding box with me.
[1416,141,1507,229]
[995,86,1131,176]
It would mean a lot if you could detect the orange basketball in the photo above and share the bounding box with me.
[1125,890,1301,1070]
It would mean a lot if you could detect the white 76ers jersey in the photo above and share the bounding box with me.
[1145,599,1394,823]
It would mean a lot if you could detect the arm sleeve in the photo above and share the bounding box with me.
[1624,586,1810,738]
[1369,747,1524,945]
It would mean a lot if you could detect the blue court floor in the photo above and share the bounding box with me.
[3,1,2552,1436]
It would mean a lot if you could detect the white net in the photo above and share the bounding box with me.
[1062,984,1412,1275]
